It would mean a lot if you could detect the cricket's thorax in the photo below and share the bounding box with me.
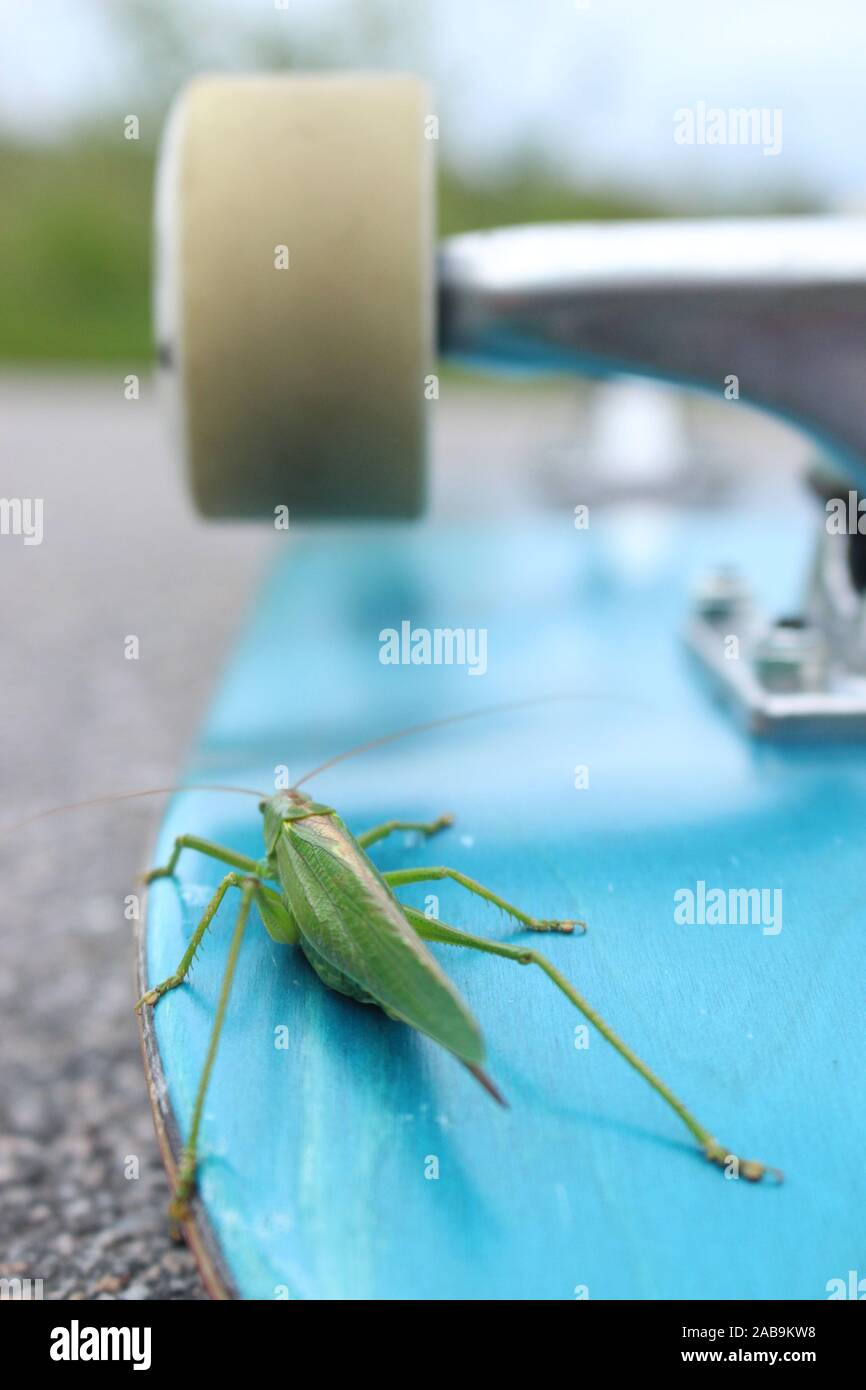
[261,791,335,851]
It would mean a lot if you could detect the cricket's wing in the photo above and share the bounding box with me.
[276,814,485,1066]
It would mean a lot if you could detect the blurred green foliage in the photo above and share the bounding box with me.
[2,141,153,363]
[439,165,656,234]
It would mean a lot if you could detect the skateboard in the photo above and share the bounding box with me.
[140,74,866,1299]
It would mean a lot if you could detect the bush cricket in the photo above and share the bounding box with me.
[136,708,781,1222]
[11,702,781,1228]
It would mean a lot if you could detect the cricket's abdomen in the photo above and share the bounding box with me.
[298,934,379,1006]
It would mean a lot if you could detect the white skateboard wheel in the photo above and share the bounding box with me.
[155,75,433,519]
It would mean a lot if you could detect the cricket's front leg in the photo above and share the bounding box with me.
[383,864,584,935]
[169,877,257,1231]
[136,875,288,1013]
[143,833,266,884]
[135,871,250,1012]
[356,813,453,850]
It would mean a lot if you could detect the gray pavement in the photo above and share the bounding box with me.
[0,374,265,1299]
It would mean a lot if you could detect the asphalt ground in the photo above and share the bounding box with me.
[0,373,265,1299]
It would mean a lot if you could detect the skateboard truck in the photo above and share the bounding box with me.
[439,218,866,738]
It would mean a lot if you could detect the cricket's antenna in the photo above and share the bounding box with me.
[0,784,266,840]
[292,692,631,790]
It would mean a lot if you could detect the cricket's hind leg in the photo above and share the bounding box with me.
[356,813,453,850]
[403,907,781,1185]
[384,865,583,935]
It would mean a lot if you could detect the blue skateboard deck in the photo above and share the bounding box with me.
[139,496,866,1300]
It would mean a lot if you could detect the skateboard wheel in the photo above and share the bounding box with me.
[155,75,433,520]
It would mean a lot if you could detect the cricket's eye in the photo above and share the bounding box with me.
[258,800,267,812]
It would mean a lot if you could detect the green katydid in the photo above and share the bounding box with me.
[127,706,781,1224]
[7,701,780,1223]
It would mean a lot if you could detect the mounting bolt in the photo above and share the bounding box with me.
[692,567,751,622]
[752,617,827,693]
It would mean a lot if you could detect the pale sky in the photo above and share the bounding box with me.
[1,0,864,207]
